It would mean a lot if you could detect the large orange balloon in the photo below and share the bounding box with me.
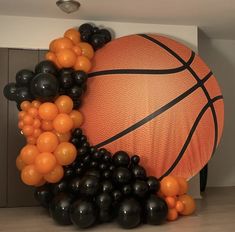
[79,42,94,59]
[178,194,196,215]
[160,176,180,197]
[53,113,74,133]
[39,103,58,121]
[64,28,81,44]
[37,132,59,152]
[44,165,64,183]
[56,49,77,68]
[55,95,73,114]
[69,110,83,128]
[16,155,26,171]
[21,165,43,186]
[54,142,77,166]
[73,55,92,73]
[20,144,39,165]
[35,152,57,174]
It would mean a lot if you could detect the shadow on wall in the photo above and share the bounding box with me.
[199,29,235,187]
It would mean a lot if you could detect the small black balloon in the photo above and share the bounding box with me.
[30,73,59,102]
[93,151,102,161]
[73,99,82,109]
[92,26,100,34]
[147,176,160,193]
[52,179,68,195]
[133,180,149,198]
[113,167,132,185]
[74,167,83,176]
[80,135,87,143]
[99,29,112,43]
[112,190,122,202]
[117,198,141,229]
[68,85,83,99]
[58,70,74,89]
[78,147,88,156]
[144,195,168,225]
[113,151,130,167]
[100,180,113,193]
[34,185,53,209]
[3,82,17,101]
[73,71,87,85]
[91,34,106,50]
[70,137,81,148]
[96,193,112,209]
[122,184,132,196]
[90,161,98,168]
[72,128,83,138]
[99,208,113,222]
[132,165,147,180]
[70,200,97,228]
[80,175,100,197]
[63,166,75,179]
[99,163,108,171]
[79,23,93,42]
[102,170,111,179]
[85,169,101,179]
[15,69,35,87]
[15,86,33,103]
[69,177,82,195]
[49,193,73,225]
[131,155,140,165]
[35,60,58,76]
[89,146,97,154]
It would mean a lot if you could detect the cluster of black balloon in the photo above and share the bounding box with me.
[79,23,112,50]
[35,128,168,229]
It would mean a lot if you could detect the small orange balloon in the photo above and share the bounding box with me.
[28,107,38,118]
[52,37,74,53]
[37,131,59,152]
[35,178,46,187]
[69,110,83,128]
[20,101,31,111]
[22,125,34,136]
[18,111,26,120]
[31,100,41,109]
[160,176,180,197]
[176,177,188,195]
[53,113,74,134]
[73,55,92,73]
[21,165,43,186]
[55,95,73,114]
[49,39,58,52]
[178,194,196,216]
[167,208,178,221]
[33,128,42,138]
[23,114,34,125]
[27,136,37,145]
[72,45,82,56]
[16,155,26,171]
[39,102,59,121]
[18,120,24,129]
[54,131,71,142]
[44,165,64,183]
[56,49,77,68]
[175,200,185,213]
[165,196,176,209]
[35,152,57,174]
[41,120,54,131]
[78,42,94,59]
[45,51,57,62]
[54,142,77,166]
[20,144,39,164]
[33,118,41,129]
[64,28,81,44]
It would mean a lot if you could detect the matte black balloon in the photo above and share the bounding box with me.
[34,185,53,209]
[69,177,82,195]
[113,167,132,185]
[131,155,140,165]
[80,175,100,196]
[91,34,106,50]
[30,73,59,102]
[133,180,149,198]
[113,151,130,167]
[35,60,58,76]
[73,70,87,85]
[96,193,112,209]
[144,195,168,225]
[132,165,147,180]
[49,193,73,225]
[3,82,17,101]
[122,184,132,196]
[68,85,83,99]
[100,180,113,193]
[15,69,35,87]
[99,29,112,43]
[70,200,97,228]
[117,198,141,229]
[147,176,160,193]
[15,86,33,103]
[52,179,68,195]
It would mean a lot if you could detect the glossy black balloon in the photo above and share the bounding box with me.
[85,169,101,179]
[79,23,93,42]
[112,190,122,202]
[15,69,35,87]
[34,185,53,209]
[144,195,168,225]
[99,29,112,43]
[73,99,82,109]
[15,86,33,103]
[35,60,58,76]
[68,85,83,99]
[69,177,82,195]
[3,82,17,101]
[102,170,111,179]
[117,198,141,229]
[78,147,88,156]
[63,166,75,179]
[30,73,59,102]
[58,69,74,89]
[52,179,68,195]
[70,137,81,148]
[113,151,130,167]
[132,165,147,180]
[49,193,73,225]
[147,176,160,193]
[131,155,140,165]
[80,175,100,196]
[90,34,106,50]
[113,167,132,185]
[72,128,83,138]
[99,208,113,222]
[96,193,112,209]
[73,70,87,85]
[133,180,149,198]
[92,27,100,34]
[122,184,132,196]
[100,180,113,193]
[70,200,97,228]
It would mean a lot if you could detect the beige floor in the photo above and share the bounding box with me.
[0,187,235,232]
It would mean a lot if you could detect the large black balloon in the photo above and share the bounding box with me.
[117,198,141,229]
[35,60,58,76]
[34,185,53,209]
[15,86,33,103]
[49,193,73,225]
[3,82,17,101]
[144,195,168,225]
[70,200,97,228]
[79,175,100,196]
[113,151,130,167]
[16,69,35,87]
[113,167,132,185]
[30,73,59,102]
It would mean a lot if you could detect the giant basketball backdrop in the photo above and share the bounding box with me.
[81,34,224,180]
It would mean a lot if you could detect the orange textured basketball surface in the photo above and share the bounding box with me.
[81,34,224,180]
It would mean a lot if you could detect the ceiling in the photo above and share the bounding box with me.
[0,0,235,39]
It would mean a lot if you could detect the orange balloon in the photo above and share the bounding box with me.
[18,120,24,129]
[37,131,59,152]
[165,196,176,209]
[72,45,82,56]
[79,42,94,59]
[69,110,83,128]
[41,120,54,131]
[21,165,43,186]
[18,111,26,120]
[28,107,38,118]
[175,200,185,213]
[23,114,34,125]
[53,113,74,133]
[64,28,81,44]
[178,194,196,216]
[44,165,64,183]
[49,39,58,52]
[35,178,46,187]
[22,125,34,136]
[20,144,39,165]
[73,55,92,73]
[31,100,41,109]
[45,51,57,62]
[54,142,77,166]
[160,176,180,197]
[33,128,42,138]
[35,152,57,174]
[55,95,73,114]
[54,130,71,142]
[16,155,26,171]
[52,37,74,53]
[56,49,77,68]
[176,177,188,195]
[33,118,41,129]
[20,101,31,111]
[39,102,59,121]
[27,136,37,145]
[167,208,178,221]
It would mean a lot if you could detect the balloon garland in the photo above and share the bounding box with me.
[3,23,196,229]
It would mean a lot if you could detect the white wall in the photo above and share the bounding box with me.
[199,33,235,187]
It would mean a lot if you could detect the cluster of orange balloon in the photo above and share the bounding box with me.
[46,28,94,73]
[16,95,83,186]
[159,175,196,221]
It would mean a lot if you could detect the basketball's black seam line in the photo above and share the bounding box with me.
[139,34,219,157]
[94,71,213,149]
[88,51,195,78]
[159,95,223,180]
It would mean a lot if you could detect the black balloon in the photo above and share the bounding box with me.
[100,180,113,193]
[117,198,141,229]
[72,128,83,138]
[79,23,93,42]
[16,69,35,87]
[99,29,112,43]
[144,195,168,225]
[90,34,106,50]
[73,99,82,109]
[99,208,113,222]
[49,193,73,225]
[132,165,147,180]
[52,179,68,195]
[73,71,87,85]
[147,176,160,193]
[63,166,75,179]
[112,190,122,202]
[122,184,132,196]
[34,185,53,209]
[15,86,33,103]
[133,180,149,198]
[35,60,58,76]
[85,169,101,179]
[68,85,83,99]
[3,82,17,101]
[30,73,59,102]
[69,177,82,195]
[58,70,74,89]
[113,151,130,167]
[131,155,140,165]
[70,200,97,228]
[113,167,132,185]
[96,193,112,209]
[80,175,100,196]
